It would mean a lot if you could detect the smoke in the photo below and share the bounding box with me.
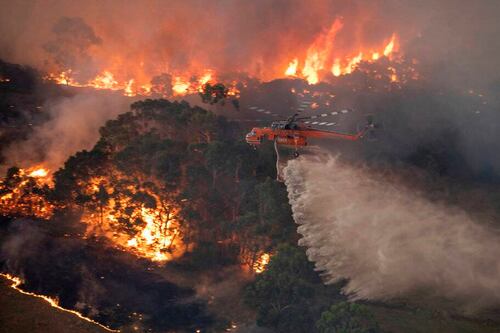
[0,0,498,94]
[0,219,45,274]
[0,219,212,331]
[3,91,129,170]
[43,17,101,80]
[284,154,500,312]
[0,1,394,76]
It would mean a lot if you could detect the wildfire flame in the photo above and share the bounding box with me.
[0,167,184,263]
[284,20,400,83]
[285,58,299,76]
[45,68,238,98]
[40,17,407,97]
[81,174,184,262]
[28,167,49,178]
[0,166,53,219]
[0,273,119,332]
[252,253,271,274]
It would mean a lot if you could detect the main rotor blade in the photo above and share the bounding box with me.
[296,100,313,112]
[247,105,281,117]
[303,121,337,126]
[297,108,353,120]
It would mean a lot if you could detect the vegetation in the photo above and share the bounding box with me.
[316,302,380,333]
[244,244,320,332]
[2,59,500,332]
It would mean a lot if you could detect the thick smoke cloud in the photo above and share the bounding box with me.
[4,92,129,170]
[0,0,499,87]
[0,0,488,78]
[43,17,101,80]
[284,154,500,312]
[0,0,423,80]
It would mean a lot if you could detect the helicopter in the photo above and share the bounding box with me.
[245,111,376,157]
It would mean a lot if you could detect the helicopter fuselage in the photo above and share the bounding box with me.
[245,125,363,147]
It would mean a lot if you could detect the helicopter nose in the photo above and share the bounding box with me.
[245,133,261,145]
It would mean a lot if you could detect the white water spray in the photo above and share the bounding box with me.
[284,153,500,311]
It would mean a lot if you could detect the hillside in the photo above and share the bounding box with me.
[0,275,108,333]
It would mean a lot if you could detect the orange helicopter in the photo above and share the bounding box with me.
[245,111,375,157]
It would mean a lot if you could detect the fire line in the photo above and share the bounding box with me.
[0,273,120,332]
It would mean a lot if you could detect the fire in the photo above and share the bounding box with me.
[0,273,119,332]
[40,18,406,97]
[81,173,184,262]
[331,59,341,77]
[284,18,400,83]
[45,67,238,98]
[384,34,396,56]
[344,52,364,75]
[172,76,191,96]
[124,79,135,97]
[0,166,53,219]
[0,166,184,263]
[301,19,344,84]
[285,58,299,76]
[28,167,49,178]
[198,71,213,86]
[90,71,119,90]
[253,253,271,274]
[124,207,182,262]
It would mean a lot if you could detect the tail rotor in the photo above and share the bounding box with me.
[360,114,383,141]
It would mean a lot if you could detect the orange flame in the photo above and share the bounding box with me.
[0,273,118,332]
[283,19,400,83]
[81,173,184,262]
[285,58,299,76]
[253,253,271,274]
[28,167,49,178]
[0,166,53,218]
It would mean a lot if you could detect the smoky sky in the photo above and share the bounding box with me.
[0,0,498,85]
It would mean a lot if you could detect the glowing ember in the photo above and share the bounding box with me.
[253,253,271,274]
[0,273,118,332]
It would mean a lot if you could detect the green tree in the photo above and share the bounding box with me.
[316,302,380,333]
[245,244,320,332]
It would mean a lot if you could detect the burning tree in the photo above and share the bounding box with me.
[0,96,294,273]
[0,166,53,219]
[42,99,288,267]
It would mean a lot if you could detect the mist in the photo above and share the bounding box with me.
[284,154,500,312]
